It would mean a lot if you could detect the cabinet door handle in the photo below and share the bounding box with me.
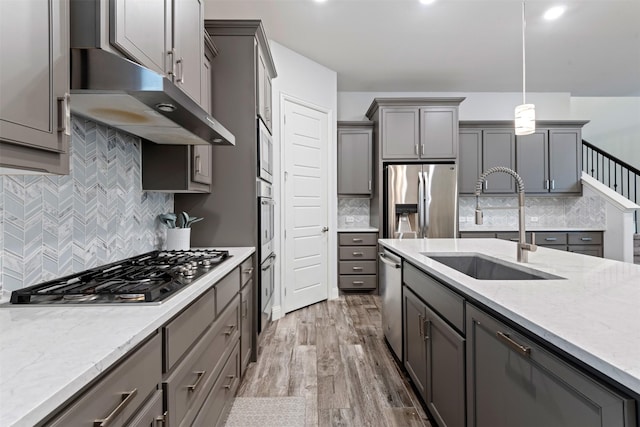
[243,299,248,318]
[187,371,206,393]
[352,266,363,271]
[352,281,364,285]
[496,331,531,357]
[57,93,71,136]
[224,324,236,336]
[195,155,202,174]
[93,388,138,426]
[368,180,372,191]
[581,237,593,241]
[551,180,555,190]
[352,238,363,243]
[415,144,419,155]
[545,237,558,241]
[545,179,550,190]
[423,318,430,341]
[421,144,425,156]
[352,251,364,256]
[176,57,184,83]
[155,411,168,427]
[484,180,488,190]
[418,314,424,338]
[223,375,235,390]
[167,48,176,77]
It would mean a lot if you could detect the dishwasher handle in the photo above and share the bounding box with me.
[379,252,401,269]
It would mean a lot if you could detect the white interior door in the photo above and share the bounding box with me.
[283,98,329,313]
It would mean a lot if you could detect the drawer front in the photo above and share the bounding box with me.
[124,389,163,427]
[459,232,497,239]
[192,342,241,427]
[338,275,377,290]
[216,268,240,315]
[339,260,377,275]
[568,232,602,245]
[240,256,254,287]
[339,246,377,260]
[496,232,533,243]
[164,296,240,427]
[403,262,465,333]
[339,233,377,246]
[569,246,603,257]
[48,334,162,427]
[535,232,568,246]
[164,286,216,372]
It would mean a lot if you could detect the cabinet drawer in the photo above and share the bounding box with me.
[339,233,377,246]
[339,246,377,260]
[403,262,465,333]
[164,286,216,372]
[240,256,254,287]
[569,246,603,257]
[568,232,602,245]
[459,232,497,239]
[216,268,240,315]
[48,334,161,427]
[164,296,240,427]
[339,275,377,290]
[535,232,567,245]
[496,232,533,243]
[192,342,241,427]
[124,389,164,427]
[339,260,377,275]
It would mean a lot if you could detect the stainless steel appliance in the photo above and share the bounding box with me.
[258,180,274,263]
[258,119,273,183]
[379,248,402,361]
[384,163,458,239]
[9,250,231,304]
[260,253,276,331]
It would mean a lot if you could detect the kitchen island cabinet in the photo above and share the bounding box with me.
[0,0,70,174]
[0,248,254,427]
[378,238,638,427]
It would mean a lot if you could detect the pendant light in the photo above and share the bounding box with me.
[515,1,535,135]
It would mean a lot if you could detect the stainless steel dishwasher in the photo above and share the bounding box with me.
[379,247,402,361]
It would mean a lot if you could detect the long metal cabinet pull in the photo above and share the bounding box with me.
[223,375,235,390]
[176,57,184,83]
[57,94,71,136]
[415,144,419,155]
[496,331,531,357]
[187,371,206,392]
[93,388,138,426]
[423,318,430,341]
[421,144,425,156]
[418,314,424,338]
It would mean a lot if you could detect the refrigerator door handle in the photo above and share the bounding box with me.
[422,171,430,238]
[417,171,424,236]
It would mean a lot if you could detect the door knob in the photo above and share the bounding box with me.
[321,226,329,232]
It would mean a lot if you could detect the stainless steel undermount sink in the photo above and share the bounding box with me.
[421,252,565,281]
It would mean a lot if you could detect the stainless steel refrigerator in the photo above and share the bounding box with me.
[384,163,458,239]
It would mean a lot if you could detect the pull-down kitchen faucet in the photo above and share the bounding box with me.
[474,167,537,262]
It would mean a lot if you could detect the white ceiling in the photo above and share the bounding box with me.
[204,0,640,96]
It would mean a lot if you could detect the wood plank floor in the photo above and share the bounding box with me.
[237,295,433,426]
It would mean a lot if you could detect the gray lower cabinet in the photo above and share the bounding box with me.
[124,389,164,427]
[459,231,604,257]
[0,0,70,174]
[47,334,162,426]
[466,303,635,427]
[240,269,254,375]
[338,232,378,291]
[337,121,374,196]
[403,287,428,399]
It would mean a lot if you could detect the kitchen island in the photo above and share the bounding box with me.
[0,247,254,427]
[379,238,639,426]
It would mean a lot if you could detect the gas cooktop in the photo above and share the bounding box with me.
[9,249,232,305]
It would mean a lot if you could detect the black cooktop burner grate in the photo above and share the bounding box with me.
[10,249,231,304]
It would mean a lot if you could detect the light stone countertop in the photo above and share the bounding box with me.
[337,226,379,233]
[378,238,640,396]
[0,247,255,427]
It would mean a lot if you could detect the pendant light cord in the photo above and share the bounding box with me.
[522,1,527,104]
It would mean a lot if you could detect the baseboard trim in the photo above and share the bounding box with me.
[271,305,283,320]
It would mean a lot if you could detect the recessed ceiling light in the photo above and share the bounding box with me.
[420,0,436,4]
[544,5,566,20]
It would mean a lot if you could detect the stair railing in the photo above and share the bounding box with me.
[582,140,639,233]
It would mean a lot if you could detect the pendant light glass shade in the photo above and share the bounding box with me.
[515,103,535,135]
[515,2,535,136]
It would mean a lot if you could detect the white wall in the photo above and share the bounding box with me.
[338,91,572,121]
[269,41,338,320]
[571,97,640,170]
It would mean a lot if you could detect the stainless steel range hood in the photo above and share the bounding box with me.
[70,48,235,146]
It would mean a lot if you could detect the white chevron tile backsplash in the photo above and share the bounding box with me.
[0,117,173,292]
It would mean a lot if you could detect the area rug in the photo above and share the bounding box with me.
[223,396,306,427]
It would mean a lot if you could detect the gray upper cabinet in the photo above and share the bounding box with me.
[367,98,465,161]
[0,0,70,174]
[338,122,374,196]
[381,108,420,159]
[420,107,458,159]
[111,0,171,75]
[515,130,548,193]
[549,127,582,194]
[142,142,211,193]
[257,44,274,132]
[458,130,482,194]
[466,304,635,427]
[481,129,516,194]
[173,0,203,105]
